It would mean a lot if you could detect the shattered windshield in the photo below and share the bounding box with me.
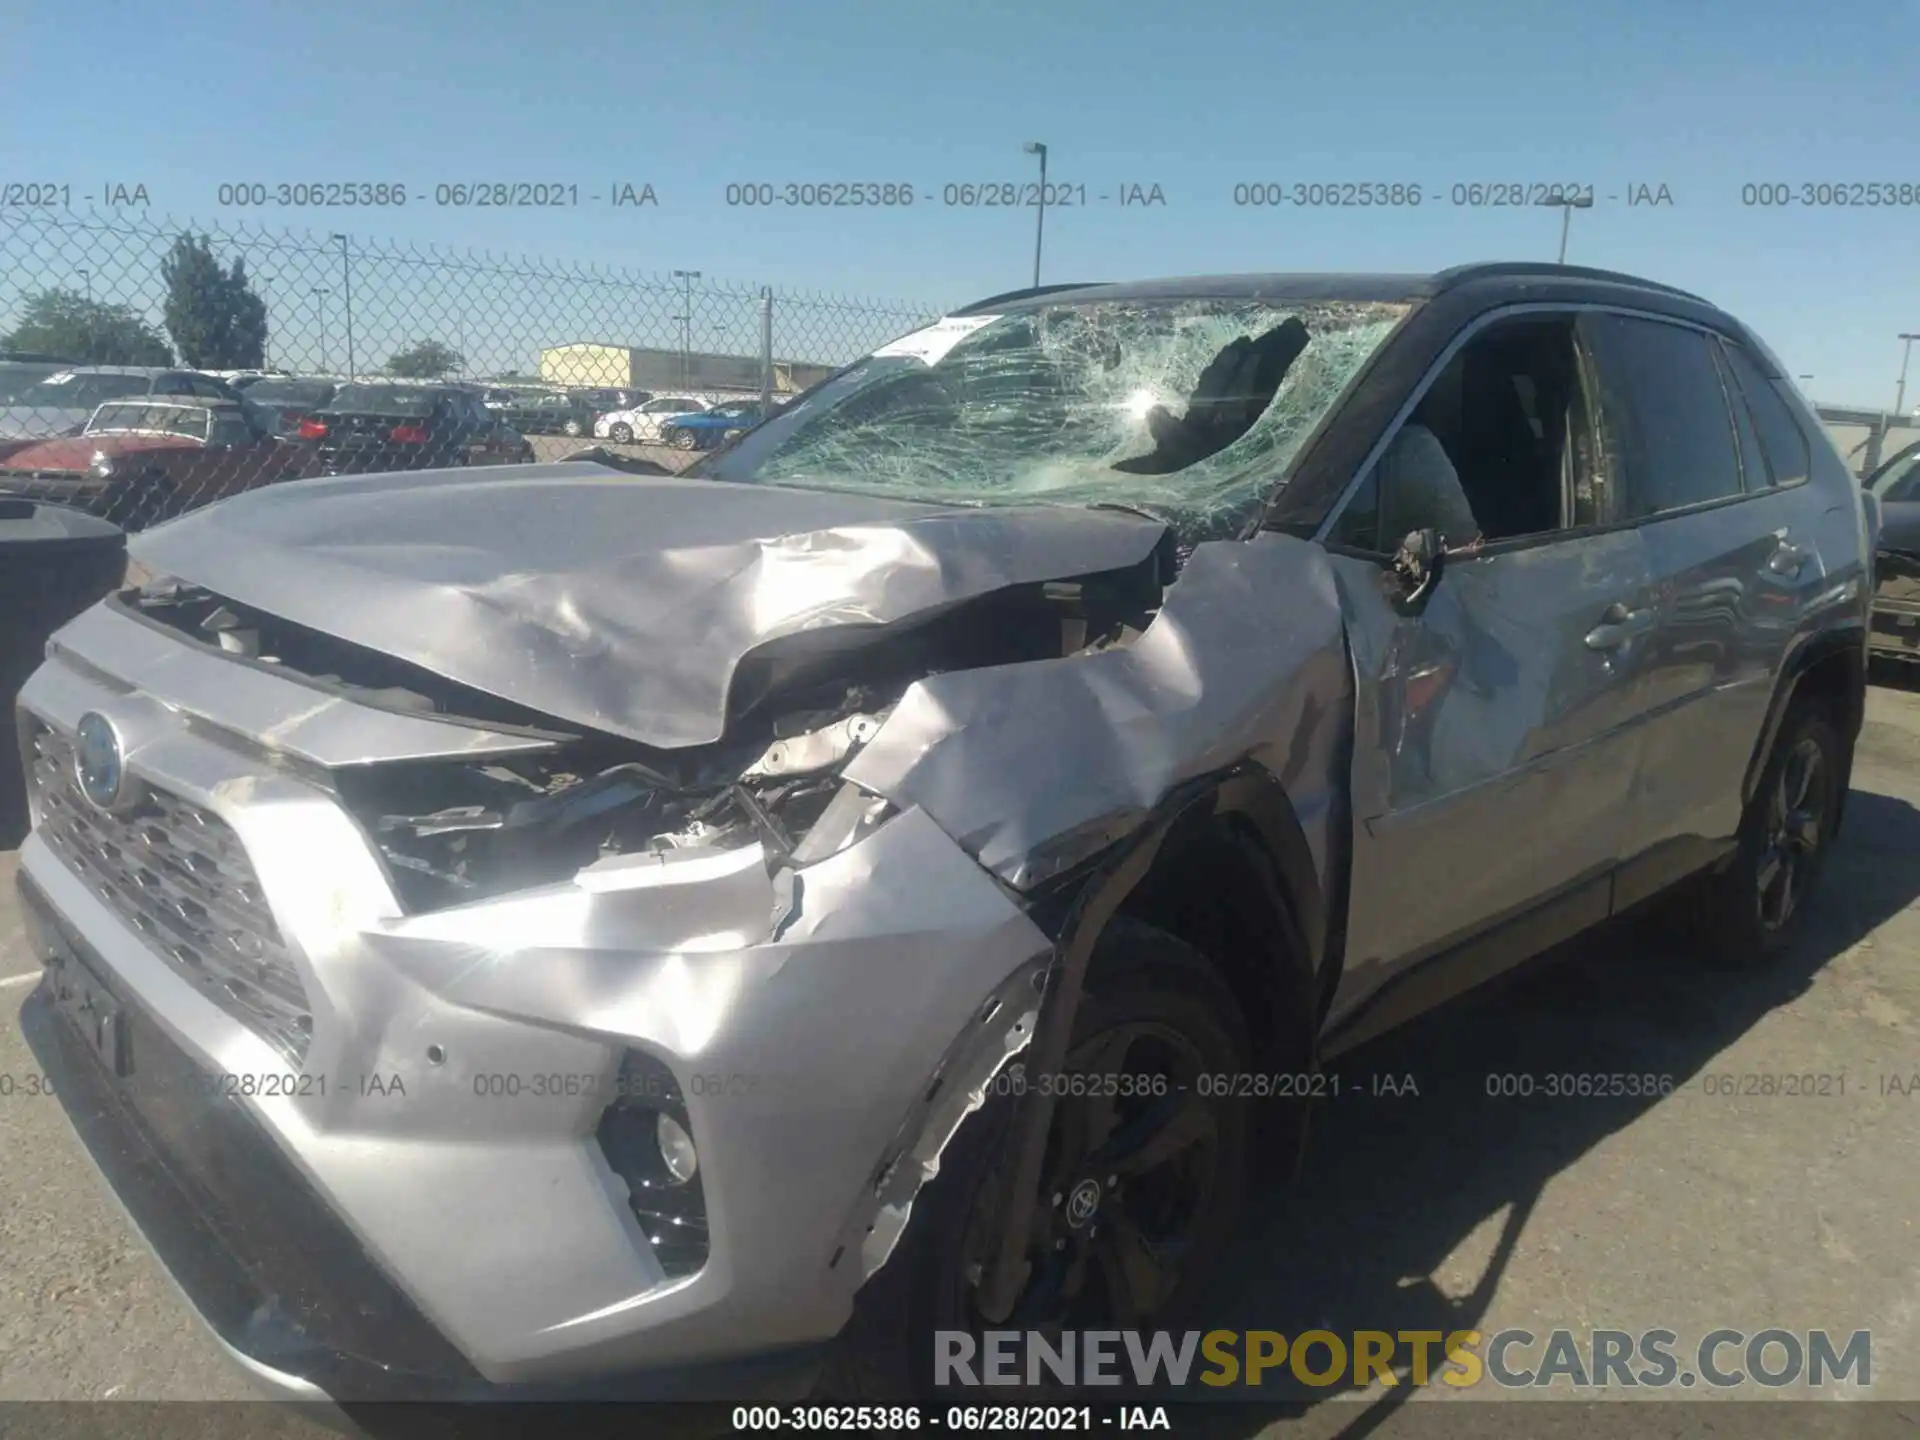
[696,298,1410,536]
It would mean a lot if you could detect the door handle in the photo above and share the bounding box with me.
[1769,539,1806,577]
[1585,603,1656,651]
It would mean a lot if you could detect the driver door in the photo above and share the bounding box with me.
[1319,311,1661,1031]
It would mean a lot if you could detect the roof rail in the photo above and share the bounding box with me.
[1433,262,1708,304]
[950,282,1110,314]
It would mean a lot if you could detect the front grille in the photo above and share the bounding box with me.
[26,719,314,1064]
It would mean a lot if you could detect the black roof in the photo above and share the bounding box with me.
[955,262,1715,315]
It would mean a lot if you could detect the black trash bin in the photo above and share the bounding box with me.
[0,498,128,845]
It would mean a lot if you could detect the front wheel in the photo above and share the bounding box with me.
[819,920,1253,1400]
[1687,702,1842,966]
[669,427,698,450]
[608,423,634,444]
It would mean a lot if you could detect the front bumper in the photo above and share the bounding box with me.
[14,605,1052,1399]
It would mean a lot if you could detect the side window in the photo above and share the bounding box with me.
[1720,342,1812,488]
[1581,314,1745,519]
[1709,344,1770,492]
[185,375,229,399]
[151,373,193,395]
[1328,314,1602,551]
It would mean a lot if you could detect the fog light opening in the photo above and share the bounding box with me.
[656,1112,698,1183]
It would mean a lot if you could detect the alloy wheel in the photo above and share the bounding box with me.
[957,1020,1222,1336]
[1757,736,1827,932]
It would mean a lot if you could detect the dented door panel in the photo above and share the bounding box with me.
[1326,529,1657,1022]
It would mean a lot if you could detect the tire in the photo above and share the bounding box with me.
[563,418,584,437]
[1687,701,1842,966]
[609,423,634,444]
[817,919,1252,1401]
[669,427,698,450]
[99,472,178,531]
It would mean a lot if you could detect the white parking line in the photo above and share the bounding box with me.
[0,971,43,989]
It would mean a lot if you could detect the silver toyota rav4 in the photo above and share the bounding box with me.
[14,264,1873,1406]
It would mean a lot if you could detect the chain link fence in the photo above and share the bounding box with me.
[0,207,940,527]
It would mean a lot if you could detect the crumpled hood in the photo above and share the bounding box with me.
[129,462,1169,748]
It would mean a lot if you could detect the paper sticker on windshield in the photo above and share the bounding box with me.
[872,315,1000,366]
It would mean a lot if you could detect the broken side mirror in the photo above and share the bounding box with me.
[1391,528,1447,613]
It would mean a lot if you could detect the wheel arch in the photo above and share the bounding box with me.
[1744,626,1866,836]
[1108,766,1330,1075]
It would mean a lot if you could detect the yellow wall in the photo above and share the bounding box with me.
[540,345,632,387]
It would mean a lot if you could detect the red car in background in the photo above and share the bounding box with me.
[0,397,303,530]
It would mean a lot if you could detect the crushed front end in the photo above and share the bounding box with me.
[13,587,1064,1400]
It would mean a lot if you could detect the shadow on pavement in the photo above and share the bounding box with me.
[1171,777,1920,1436]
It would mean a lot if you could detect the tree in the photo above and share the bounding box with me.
[160,233,268,368]
[386,340,464,378]
[1,288,173,365]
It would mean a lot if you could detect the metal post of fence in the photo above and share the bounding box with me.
[760,288,774,411]
[312,288,330,373]
[331,233,356,380]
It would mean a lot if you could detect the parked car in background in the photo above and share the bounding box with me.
[496,389,601,438]
[659,400,775,450]
[300,381,535,475]
[594,393,709,443]
[1864,439,1920,662]
[232,377,340,436]
[570,386,651,413]
[0,367,245,443]
[0,397,297,529]
[0,361,68,407]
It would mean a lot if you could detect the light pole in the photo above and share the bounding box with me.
[673,269,701,386]
[1537,190,1594,264]
[1023,141,1047,287]
[330,234,356,379]
[312,287,331,373]
[1895,334,1920,416]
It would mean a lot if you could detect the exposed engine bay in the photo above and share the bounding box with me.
[120,560,1166,911]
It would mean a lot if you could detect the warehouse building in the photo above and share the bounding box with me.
[539,342,836,395]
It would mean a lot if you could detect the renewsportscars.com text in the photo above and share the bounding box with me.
[935,1327,1872,1391]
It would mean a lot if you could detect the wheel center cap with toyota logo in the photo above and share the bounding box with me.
[1065,1178,1102,1228]
[74,713,131,812]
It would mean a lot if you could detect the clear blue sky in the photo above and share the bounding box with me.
[2,0,1913,403]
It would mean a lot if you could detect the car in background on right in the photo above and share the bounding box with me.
[1863,438,1920,662]
[659,399,777,450]
[594,393,709,444]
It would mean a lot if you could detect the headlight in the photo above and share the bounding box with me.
[655,1112,698,1183]
[87,451,115,480]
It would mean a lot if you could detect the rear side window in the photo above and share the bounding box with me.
[1719,342,1812,488]
[1584,314,1745,519]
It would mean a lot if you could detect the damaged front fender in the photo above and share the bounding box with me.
[844,530,1353,895]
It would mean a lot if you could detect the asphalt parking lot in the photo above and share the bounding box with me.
[523,435,702,470]
[0,674,1915,1436]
